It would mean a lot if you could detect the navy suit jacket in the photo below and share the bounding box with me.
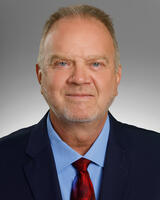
[0,112,160,200]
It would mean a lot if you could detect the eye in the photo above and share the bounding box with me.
[92,62,100,67]
[56,61,68,67]
[91,62,103,68]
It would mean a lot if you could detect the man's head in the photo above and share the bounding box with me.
[36,5,121,123]
[37,5,120,70]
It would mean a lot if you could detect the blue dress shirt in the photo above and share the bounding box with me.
[47,114,110,200]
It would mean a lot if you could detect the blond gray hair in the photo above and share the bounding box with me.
[37,4,120,70]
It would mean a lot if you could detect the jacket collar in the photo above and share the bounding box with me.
[98,112,129,200]
[24,112,62,200]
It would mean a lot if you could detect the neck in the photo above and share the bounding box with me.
[49,110,108,155]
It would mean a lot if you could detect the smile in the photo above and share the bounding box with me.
[65,94,94,101]
[66,94,94,97]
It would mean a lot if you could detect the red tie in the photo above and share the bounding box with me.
[71,158,96,200]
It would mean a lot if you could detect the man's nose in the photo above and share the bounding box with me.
[67,64,91,85]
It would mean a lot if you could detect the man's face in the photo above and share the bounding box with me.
[37,17,121,123]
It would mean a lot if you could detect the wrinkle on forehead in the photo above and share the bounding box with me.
[45,54,110,66]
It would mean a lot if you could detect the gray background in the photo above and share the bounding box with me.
[1,0,160,137]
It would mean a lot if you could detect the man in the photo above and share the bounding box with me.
[0,4,160,200]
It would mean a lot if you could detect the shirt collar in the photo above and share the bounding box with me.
[47,114,110,173]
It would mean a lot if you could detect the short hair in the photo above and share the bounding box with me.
[37,4,120,70]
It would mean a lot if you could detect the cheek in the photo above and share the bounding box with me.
[41,71,66,95]
[96,73,118,97]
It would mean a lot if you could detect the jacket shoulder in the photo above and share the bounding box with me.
[109,113,160,151]
[0,125,35,158]
[121,121,160,138]
[118,120,160,152]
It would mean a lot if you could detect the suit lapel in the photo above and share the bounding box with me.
[23,113,62,200]
[98,113,129,200]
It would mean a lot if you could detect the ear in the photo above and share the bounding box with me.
[116,64,122,85]
[36,64,42,84]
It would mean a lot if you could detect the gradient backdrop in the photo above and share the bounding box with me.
[1,0,160,137]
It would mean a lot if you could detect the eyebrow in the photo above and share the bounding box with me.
[47,55,72,65]
[85,55,109,64]
[47,54,109,64]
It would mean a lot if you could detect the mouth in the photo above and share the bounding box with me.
[66,94,94,97]
[65,94,94,100]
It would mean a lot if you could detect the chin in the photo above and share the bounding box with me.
[63,116,97,123]
[49,99,113,123]
[58,110,107,123]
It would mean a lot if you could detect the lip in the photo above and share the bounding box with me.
[66,94,94,96]
[65,94,94,100]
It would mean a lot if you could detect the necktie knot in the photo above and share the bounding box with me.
[72,158,91,172]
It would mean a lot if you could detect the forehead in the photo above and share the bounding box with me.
[49,16,109,34]
[43,16,115,58]
[46,16,113,41]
